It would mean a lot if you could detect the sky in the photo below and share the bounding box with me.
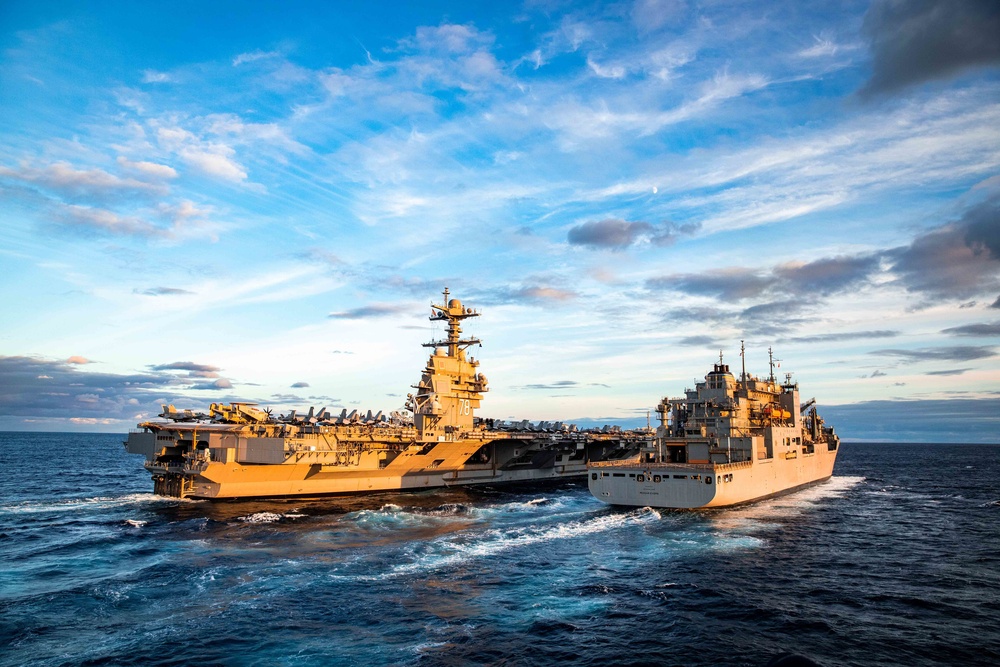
[1,0,998,441]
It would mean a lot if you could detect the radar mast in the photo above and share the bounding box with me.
[422,287,481,359]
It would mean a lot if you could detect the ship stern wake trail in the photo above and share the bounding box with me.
[125,289,650,499]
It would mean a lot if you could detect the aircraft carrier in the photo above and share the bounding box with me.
[125,289,649,498]
[588,345,840,508]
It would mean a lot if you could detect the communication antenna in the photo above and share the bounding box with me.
[740,340,747,390]
[768,347,781,383]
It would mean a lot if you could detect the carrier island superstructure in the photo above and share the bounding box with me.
[588,346,840,509]
[125,290,648,499]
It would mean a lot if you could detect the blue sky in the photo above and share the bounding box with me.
[1,0,998,441]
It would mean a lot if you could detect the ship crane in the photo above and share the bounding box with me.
[800,397,816,413]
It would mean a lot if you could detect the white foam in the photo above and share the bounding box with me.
[235,510,307,523]
[237,511,283,524]
[123,519,147,527]
[382,507,660,578]
[710,475,865,531]
[0,492,196,515]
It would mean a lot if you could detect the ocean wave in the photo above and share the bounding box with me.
[359,507,661,579]
[236,511,306,524]
[709,476,866,529]
[0,493,197,515]
[346,497,564,526]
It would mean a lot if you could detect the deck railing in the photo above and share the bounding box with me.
[589,459,753,471]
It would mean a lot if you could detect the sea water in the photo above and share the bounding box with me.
[1,434,998,666]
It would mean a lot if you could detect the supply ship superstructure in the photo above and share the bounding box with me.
[125,290,647,499]
[588,345,839,508]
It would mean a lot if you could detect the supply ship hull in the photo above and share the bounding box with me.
[125,290,647,499]
[588,349,839,509]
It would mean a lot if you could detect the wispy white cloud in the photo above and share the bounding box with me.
[57,204,167,237]
[232,49,281,66]
[587,57,626,79]
[0,161,165,198]
[141,69,172,83]
[116,156,177,179]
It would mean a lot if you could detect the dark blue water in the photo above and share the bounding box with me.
[1,434,998,667]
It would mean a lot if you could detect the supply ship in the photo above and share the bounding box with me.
[125,290,648,499]
[588,345,839,508]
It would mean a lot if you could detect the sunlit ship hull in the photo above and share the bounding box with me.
[588,445,837,509]
[126,427,640,499]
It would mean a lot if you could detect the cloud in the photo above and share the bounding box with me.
[233,50,281,66]
[0,355,180,420]
[116,156,177,179]
[782,330,899,344]
[520,380,579,390]
[871,346,997,363]
[403,23,492,54]
[649,251,883,303]
[135,287,194,296]
[56,204,167,237]
[190,378,232,390]
[773,255,883,296]
[291,381,310,388]
[870,370,887,378]
[477,285,578,305]
[567,218,699,249]
[889,193,1000,300]
[66,356,93,364]
[860,0,1000,97]
[678,335,715,346]
[568,218,652,248]
[141,70,172,83]
[0,162,163,199]
[329,304,410,319]
[179,147,247,181]
[155,125,249,182]
[587,57,626,79]
[941,321,1000,336]
[797,36,850,59]
[649,268,775,301]
[630,0,687,33]
[149,361,222,373]
[925,368,972,376]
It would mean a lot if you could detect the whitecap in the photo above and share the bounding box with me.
[1,492,196,515]
[124,519,147,527]
[384,507,659,577]
[238,511,283,524]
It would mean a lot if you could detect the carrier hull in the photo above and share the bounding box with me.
[131,430,639,499]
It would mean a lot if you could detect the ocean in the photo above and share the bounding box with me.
[1,433,997,667]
